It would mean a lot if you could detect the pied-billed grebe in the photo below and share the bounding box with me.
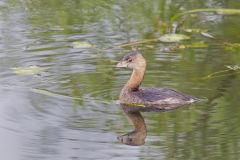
[117,51,197,110]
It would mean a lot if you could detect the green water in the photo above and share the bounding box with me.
[0,0,240,159]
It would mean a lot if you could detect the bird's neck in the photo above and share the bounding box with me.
[125,111,146,134]
[124,67,145,91]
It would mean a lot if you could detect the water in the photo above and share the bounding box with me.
[0,0,240,159]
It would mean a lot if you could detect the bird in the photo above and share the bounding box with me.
[116,51,197,111]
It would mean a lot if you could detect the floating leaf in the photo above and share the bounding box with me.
[72,41,93,49]
[145,45,154,49]
[201,32,215,39]
[226,65,240,71]
[179,45,187,49]
[184,28,208,33]
[189,41,208,48]
[159,34,190,42]
[183,28,214,39]
[178,41,208,49]
[224,42,240,51]
[11,66,45,75]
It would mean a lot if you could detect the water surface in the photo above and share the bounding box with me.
[0,0,240,159]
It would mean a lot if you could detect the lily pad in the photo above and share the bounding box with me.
[72,41,93,49]
[159,34,190,43]
[11,66,45,75]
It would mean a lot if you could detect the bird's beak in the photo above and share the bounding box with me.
[116,61,128,68]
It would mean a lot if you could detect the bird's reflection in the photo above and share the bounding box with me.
[117,107,147,146]
[118,103,188,146]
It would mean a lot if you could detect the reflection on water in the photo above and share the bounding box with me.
[118,105,147,146]
[1,0,240,160]
[118,102,196,146]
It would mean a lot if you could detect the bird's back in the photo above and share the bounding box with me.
[120,87,197,111]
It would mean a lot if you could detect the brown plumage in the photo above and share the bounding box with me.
[116,51,197,111]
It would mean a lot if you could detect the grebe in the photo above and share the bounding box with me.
[116,51,197,110]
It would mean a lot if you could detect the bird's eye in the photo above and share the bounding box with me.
[128,59,132,62]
